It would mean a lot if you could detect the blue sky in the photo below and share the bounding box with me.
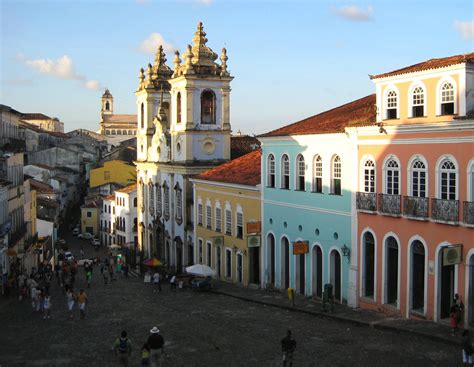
[1,0,473,134]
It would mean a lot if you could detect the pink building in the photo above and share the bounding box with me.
[353,53,474,327]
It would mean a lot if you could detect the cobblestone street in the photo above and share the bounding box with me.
[0,234,461,367]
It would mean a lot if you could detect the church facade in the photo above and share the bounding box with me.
[98,89,137,147]
[135,22,233,272]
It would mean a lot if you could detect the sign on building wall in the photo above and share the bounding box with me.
[212,236,224,247]
[293,241,309,255]
[247,235,261,248]
[247,221,261,234]
[442,244,463,266]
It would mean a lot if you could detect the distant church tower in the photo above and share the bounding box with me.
[101,89,113,115]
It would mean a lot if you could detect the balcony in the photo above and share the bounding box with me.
[463,201,474,225]
[356,192,377,212]
[431,198,459,223]
[403,196,429,219]
[378,194,401,216]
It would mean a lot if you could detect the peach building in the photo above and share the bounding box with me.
[352,53,474,327]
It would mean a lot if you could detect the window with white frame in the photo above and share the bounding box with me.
[215,205,222,232]
[386,90,398,119]
[411,159,426,197]
[281,154,290,189]
[440,82,455,115]
[268,154,275,188]
[296,154,305,191]
[225,249,232,278]
[332,155,342,195]
[206,203,212,229]
[163,183,170,220]
[386,159,400,195]
[225,209,232,236]
[313,155,322,193]
[440,159,456,200]
[236,211,243,239]
[149,183,154,216]
[175,185,182,222]
[363,160,375,193]
[156,185,162,217]
[198,202,203,226]
[412,86,425,117]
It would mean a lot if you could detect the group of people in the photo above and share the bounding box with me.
[152,272,178,292]
[113,326,165,367]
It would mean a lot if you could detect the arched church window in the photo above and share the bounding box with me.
[111,130,116,135]
[177,92,182,123]
[201,90,216,124]
[106,130,110,135]
[141,103,144,129]
[117,130,122,135]
[105,101,110,111]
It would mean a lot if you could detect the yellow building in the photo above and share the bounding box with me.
[191,150,262,287]
[90,160,135,188]
[81,201,100,236]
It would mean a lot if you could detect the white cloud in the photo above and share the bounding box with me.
[139,32,175,55]
[454,20,474,39]
[21,54,102,90]
[332,5,373,22]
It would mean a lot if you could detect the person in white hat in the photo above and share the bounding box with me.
[147,327,164,367]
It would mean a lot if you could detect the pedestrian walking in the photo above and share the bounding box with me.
[77,289,88,319]
[462,330,474,367]
[281,329,296,367]
[153,272,161,292]
[66,287,76,319]
[43,293,51,319]
[141,342,151,366]
[86,269,92,288]
[147,327,164,367]
[113,330,132,367]
[169,275,177,292]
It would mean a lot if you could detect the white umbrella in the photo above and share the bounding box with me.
[185,264,216,277]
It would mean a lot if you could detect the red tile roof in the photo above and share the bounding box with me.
[260,94,376,138]
[22,113,52,120]
[230,135,261,159]
[195,149,261,187]
[104,194,115,201]
[116,183,137,194]
[103,114,137,123]
[371,52,474,79]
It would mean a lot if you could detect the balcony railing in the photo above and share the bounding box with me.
[356,192,377,212]
[378,194,401,216]
[463,201,474,225]
[403,196,429,219]
[431,198,459,223]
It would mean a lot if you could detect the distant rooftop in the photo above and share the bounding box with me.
[116,183,137,194]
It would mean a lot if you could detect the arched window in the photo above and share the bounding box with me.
[197,199,203,226]
[236,206,243,239]
[122,130,127,135]
[439,159,456,200]
[133,197,137,208]
[362,232,375,298]
[440,82,455,115]
[156,184,162,217]
[117,130,122,135]
[411,159,426,197]
[385,159,400,195]
[313,155,322,193]
[140,103,144,129]
[386,90,398,119]
[363,159,375,193]
[215,202,222,232]
[206,201,212,229]
[281,154,290,189]
[128,130,132,135]
[106,130,110,135]
[267,154,275,188]
[412,86,425,117]
[163,182,170,220]
[296,154,305,191]
[201,90,215,124]
[111,130,116,135]
[175,184,182,223]
[331,155,342,195]
[225,204,232,236]
[177,92,182,123]
[149,182,155,216]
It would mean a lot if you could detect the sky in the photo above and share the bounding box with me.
[1,0,473,135]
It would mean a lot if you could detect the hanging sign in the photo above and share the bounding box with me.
[293,241,309,255]
[247,235,261,248]
[247,221,261,234]
[443,244,463,266]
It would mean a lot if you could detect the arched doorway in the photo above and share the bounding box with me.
[362,232,375,299]
[175,237,183,274]
[312,245,323,298]
[438,245,456,319]
[281,237,290,290]
[295,252,305,295]
[468,253,474,327]
[187,242,193,267]
[410,240,426,314]
[216,246,221,278]
[236,253,243,283]
[267,233,275,285]
[330,250,342,302]
[385,236,399,306]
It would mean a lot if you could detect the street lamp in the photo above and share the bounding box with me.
[341,244,351,262]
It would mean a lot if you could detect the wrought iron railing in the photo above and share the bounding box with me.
[403,196,429,219]
[431,198,459,223]
[378,194,401,215]
[463,201,474,225]
[356,192,377,212]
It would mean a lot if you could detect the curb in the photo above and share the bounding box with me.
[210,289,460,347]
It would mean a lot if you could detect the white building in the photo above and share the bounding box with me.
[136,22,233,272]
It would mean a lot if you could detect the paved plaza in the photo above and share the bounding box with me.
[0,235,462,366]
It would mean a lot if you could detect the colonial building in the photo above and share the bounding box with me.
[21,113,64,133]
[89,160,135,189]
[136,22,233,272]
[354,53,474,327]
[191,150,262,286]
[98,89,137,147]
[259,95,376,306]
